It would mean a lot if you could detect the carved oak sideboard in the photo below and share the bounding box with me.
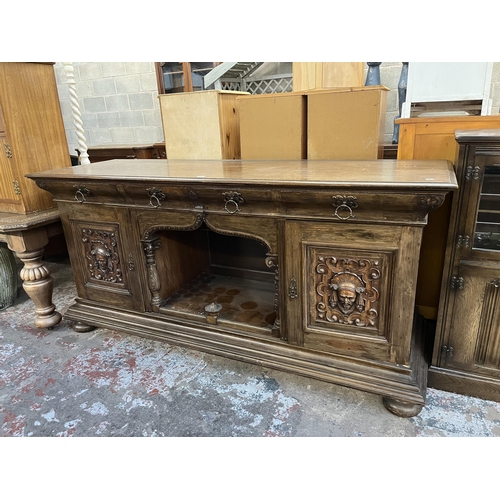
[28,159,457,417]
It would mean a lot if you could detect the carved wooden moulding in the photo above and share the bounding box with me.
[81,227,124,284]
[314,252,384,330]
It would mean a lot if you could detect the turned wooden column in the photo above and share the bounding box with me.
[14,247,61,328]
[0,209,63,329]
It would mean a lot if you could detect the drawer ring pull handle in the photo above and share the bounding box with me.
[332,195,358,220]
[224,199,240,214]
[222,191,244,215]
[74,185,90,203]
[147,188,166,209]
[334,203,354,220]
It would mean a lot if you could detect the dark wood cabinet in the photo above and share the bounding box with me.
[78,143,166,163]
[28,158,456,416]
[430,130,500,401]
[155,63,218,94]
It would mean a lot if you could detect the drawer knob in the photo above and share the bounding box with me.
[74,185,90,203]
[332,195,358,220]
[222,191,244,215]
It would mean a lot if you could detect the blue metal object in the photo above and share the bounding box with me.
[365,62,381,86]
[392,62,409,144]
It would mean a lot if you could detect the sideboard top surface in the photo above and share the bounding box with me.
[27,159,457,191]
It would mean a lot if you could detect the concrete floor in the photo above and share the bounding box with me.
[1,254,500,438]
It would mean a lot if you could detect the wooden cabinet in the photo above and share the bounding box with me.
[292,63,365,92]
[28,158,456,416]
[430,130,500,401]
[237,93,307,160]
[155,63,218,94]
[307,86,388,160]
[159,91,248,159]
[396,115,500,320]
[0,63,71,328]
[79,143,166,162]
[0,63,70,214]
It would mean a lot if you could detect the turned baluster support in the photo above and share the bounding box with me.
[15,248,62,329]
[142,237,163,311]
[3,225,62,329]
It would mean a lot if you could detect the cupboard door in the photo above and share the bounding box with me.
[59,204,145,311]
[443,262,500,377]
[461,154,500,262]
[284,221,423,365]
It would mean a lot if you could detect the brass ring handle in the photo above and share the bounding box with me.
[149,194,162,209]
[222,191,244,215]
[334,203,355,220]
[224,199,240,214]
[74,185,90,203]
[332,195,358,220]
[147,188,166,209]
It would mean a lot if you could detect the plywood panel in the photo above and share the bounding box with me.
[307,86,388,160]
[292,62,318,92]
[238,93,306,160]
[293,62,364,92]
[322,62,364,88]
[217,92,242,159]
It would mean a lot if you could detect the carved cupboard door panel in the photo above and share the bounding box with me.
[59,204,145,311]
[284,221,423,365]
[443,262,500,377]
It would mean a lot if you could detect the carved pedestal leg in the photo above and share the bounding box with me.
[16,248,62,329]
[382,396,423,418]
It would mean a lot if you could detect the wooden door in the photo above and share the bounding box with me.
[59,203,146,311]
[441,262,500,377]
[284,220,423,366]
[460,154,500,262]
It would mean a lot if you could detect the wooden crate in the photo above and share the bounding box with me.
[292,62,365,92]
[159,90,248,160]
[307,86,389,160]
[237,92,307,160]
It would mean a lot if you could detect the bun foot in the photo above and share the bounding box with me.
[382,397,423,418]
[72,321,96,333]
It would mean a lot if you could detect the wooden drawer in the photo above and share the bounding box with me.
[279,189,441,224]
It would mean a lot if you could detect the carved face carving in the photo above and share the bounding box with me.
[91,244,111,273]
[338,288,357,312]
[329,271,365,315]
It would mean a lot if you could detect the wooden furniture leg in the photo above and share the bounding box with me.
[382,397,423,418]
[5,228,62,329]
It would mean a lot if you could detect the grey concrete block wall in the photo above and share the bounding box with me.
[54,62,164,157]
[55,62,500,158]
